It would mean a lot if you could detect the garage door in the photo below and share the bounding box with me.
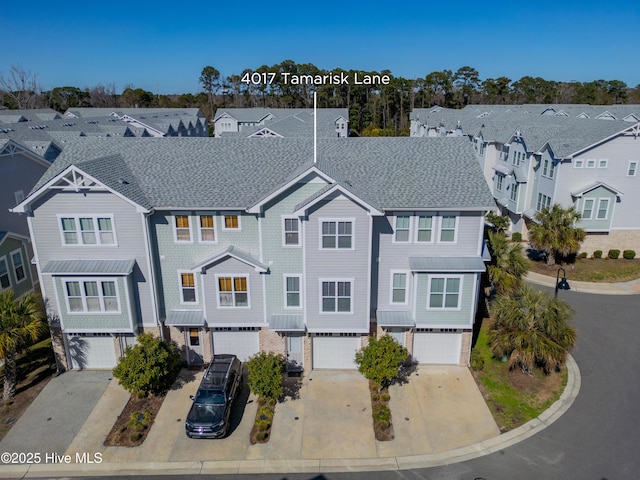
[312,335,360,369]
[67,333,117,369]
[413,330,461,365]
[212,328,260,362]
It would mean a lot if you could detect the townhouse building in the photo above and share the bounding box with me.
[13,136,494,371]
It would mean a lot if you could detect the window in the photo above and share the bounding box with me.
[582,199,594,219]
[510,182,519,202]
[628,161,637,177]
[180,272,197,303]
[536,193,551,213]
[0,257,10,289]
[574,159,584,168]
[283,217,300,246]
[64,279,119,313]
[428,276,461,309]
[285,275,301,308]
[321,280,352,313]
[439,215,457,242]
[198,215,216,242]
[598,159,608,169]
[542,159,552,177]
[496,175,503,191]
[174,215,191,242]
[394,215,410,242]
[417,215,433,242]
[60,216,115,245]
[321,220,353,249]
[391,272,407,304]
[217,276,248,307]
[597,199,610,220]
[586,159,596,168]
[223,213,240,230]
[10,249,25,283]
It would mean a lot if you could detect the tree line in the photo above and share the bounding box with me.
[2,62,639,136]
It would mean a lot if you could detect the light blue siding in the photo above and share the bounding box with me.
[413,273,477,327]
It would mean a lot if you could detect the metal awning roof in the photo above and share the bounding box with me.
[165,309,205,327]
[269,314,305,332]
[409,256,486,272]
[41,259,135,275]
[377,311,414,328]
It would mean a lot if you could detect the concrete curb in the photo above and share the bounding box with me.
[1,355,581,477]
[526,271,640,295]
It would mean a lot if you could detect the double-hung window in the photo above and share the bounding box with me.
[428,276,461,309]
[218,276,248,307]
[321,280,352,313]
[416,215,433,242]
[283,217,300,246]
[60,215,115,245]
[391,272,408,304]
[597,199,610,220]
[174,215,191,242]
[198,215,216,242]
[180,272,197,303]
[223,213,241,230]
[64,280,119,313]
[285,275,301,308]
[394,215,410,242]
[10,249,25,283]
[496,175,503,191]
[628,161,637,177]
[582,199,594,219]
[439,215,457,242]
[510,182,519,202]
[0,257,10,289]
[321,220,352,249]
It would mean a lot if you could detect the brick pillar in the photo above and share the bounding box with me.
[459,330,472,366]
[260,328,286,356]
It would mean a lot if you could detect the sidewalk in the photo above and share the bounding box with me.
[526,271,640,295]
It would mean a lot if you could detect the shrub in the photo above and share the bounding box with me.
[375,406,391,421]
[380,392,390,402]
[246,352,286,400]
[593,250,603,259]
[375,419,390,431]
[578,252,588,259]
[112,333,181,398]
[623,250,636,259]
[256,406,274,420]
[470,349,485,371]
[608,249,620,259]
[355,335,408,390]
[511,232,522,242]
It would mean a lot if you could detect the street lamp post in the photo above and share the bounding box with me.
[555,267,571,298]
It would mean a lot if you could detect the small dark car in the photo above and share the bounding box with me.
[185,354,243,439]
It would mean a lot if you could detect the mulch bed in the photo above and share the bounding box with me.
[369,381,394,441]
[103,393,165,447]
[249,397,275,444]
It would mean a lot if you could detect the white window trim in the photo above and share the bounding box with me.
[57,214,118,246]
[0,255,12,290]
[9,248,26,285]
[392,214,411,244]
[596,198,610,220]
[627,161,637,177]
[196,212,217,244]
[586,159,596,168]
[221,211,242,231]
[437,213,459,244]
[283,274,303,309]
[178,270,199,305]
[574,159,584,169]
[282,215,301,247]
[319,278,354,315]
[319,218,355,250]
[597,159,608,169]
[426,275,463,311]
[62,278,122,315]
[214,274,250,309]
[415,214,435,243]
[510,182,519,203]
[495,175,503,192]
[581,198,595,220]
[389,270,410,306]
[172,212,193,243]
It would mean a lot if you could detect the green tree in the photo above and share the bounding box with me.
[112,333,181,398]
[355,335,408,391]
[489,284,576,374]
[528,204,586,265]
[0,291,46,399]
[245,352,286,401]
[199,66,220,118]
[453,66,480,106]
[487,231,530,294]
[485,211,509,232]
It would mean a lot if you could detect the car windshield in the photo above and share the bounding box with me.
[194,389,225,405]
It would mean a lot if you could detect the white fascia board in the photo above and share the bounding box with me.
[293,184,383,217]
[569,123,639,158]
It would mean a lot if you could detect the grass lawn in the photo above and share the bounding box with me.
[528,257,640,283]
[471,320,567,432]
[0,337,57,440]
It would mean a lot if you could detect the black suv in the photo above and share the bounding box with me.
[185,354,243,439]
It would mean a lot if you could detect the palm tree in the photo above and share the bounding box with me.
[528,204,586,265]
[487,230,531,294]
[488,284,576,374]
[0,290,46,400]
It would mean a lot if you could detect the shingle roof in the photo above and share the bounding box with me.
[28,137,495,211]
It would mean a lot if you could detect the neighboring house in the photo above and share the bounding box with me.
[13,136,494,371]
[0,139,54,297]
[411,105,640,255]
[214,108,349,138]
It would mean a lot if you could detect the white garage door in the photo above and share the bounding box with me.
[68,333,117,369]
[212,328,260,362]
[413,331,462,365]
[312,335,360,369]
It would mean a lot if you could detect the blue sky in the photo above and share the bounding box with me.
[2,0,638,95]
